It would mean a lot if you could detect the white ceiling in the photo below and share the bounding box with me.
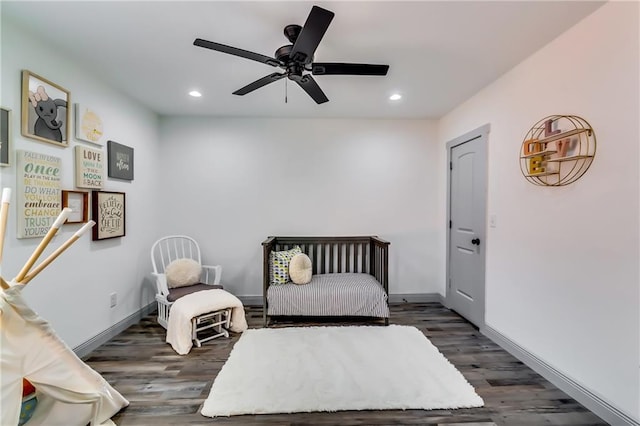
[3,1,604,119]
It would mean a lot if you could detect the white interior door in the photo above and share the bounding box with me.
[446,125,488,328]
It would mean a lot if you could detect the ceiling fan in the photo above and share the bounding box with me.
[193,5,390,104]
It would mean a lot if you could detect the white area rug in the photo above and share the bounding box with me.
[201,325,484,417]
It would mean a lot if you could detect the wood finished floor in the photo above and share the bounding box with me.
[85,303,607,426]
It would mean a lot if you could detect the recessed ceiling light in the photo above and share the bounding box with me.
[189,90,202,98]
[389,93,402,101]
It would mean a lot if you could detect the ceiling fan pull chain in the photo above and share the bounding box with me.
[285,78,288,103]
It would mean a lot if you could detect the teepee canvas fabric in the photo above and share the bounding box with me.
[1,284,128,426]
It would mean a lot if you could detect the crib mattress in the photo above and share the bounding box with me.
[267,273,389,318]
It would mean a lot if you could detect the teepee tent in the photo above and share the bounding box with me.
[0,188,129,425]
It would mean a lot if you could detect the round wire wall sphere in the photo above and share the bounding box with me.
[519,115,596,186]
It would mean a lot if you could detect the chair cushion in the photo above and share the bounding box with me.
[270,246,302,285]
[289,253,312,284]
[165,258,202,288]
[167,283,224,302]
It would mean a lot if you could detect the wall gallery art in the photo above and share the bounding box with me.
[75,103,104,145]
[74,145,104,189]
[21,70,70,147]
[0,107,10,166]
[62,190,89,224]
[92,190,125,240]
[16,150,62,238]
[107,141,134,180]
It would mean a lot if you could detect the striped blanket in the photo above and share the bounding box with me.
[267,273,389,318]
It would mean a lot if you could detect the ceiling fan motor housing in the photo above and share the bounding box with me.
[275,45,293,63]
[275,44,313,66]
[275,44,312,74]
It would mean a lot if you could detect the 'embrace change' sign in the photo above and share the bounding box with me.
[17,150,61,238]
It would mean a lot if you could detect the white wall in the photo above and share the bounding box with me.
[0,20,160,348]
[437,2,639,421]
[157,117,441,297]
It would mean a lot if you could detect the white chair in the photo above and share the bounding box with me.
[150,235,230,346]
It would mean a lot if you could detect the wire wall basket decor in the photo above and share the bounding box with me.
[519,115,596,186]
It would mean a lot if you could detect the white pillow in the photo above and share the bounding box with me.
[289,253,312,285]
[165,258,202,288]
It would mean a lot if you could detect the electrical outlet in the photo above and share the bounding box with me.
[110,292,117,308]
[490,214,497,228]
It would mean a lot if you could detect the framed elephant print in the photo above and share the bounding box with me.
[21,70,70,147]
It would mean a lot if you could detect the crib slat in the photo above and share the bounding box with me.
[328,244,334,273]
[321,243,326,274]
[310,245,317,275]
[353,243,358,272]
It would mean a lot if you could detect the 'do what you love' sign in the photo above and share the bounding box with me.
[16,150,61,239]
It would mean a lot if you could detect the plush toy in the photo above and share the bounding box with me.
[289,253,312,285]
[165,258,202,288]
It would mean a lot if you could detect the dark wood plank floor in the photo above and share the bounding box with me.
[85,303,607,426]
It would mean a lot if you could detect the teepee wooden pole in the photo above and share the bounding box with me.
[14,208,72,283]
[0,188,11,266]
[19,221,94,285]
[0,276,9,290]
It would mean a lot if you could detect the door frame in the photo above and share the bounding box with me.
[445,123,490,326]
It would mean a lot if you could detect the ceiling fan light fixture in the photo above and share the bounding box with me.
[389,93,402,101]
[189,90,202,98]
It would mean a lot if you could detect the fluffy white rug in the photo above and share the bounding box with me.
[201,325,483,417]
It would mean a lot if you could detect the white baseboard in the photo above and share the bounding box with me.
[74,302,156,360]
[482,324,639,426]
[239,293,444,307]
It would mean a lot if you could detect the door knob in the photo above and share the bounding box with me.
[471,238,480,245]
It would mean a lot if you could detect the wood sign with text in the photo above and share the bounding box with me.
[75,145,104,189]
[107,140,134,180]
[16,150,61,238]
[92,190,125,240]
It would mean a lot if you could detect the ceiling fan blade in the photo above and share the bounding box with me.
[233,73,286,96]
[194,38,283,67]
[296,75,329,104]
[290,6,334,64]
[312,63,389,76]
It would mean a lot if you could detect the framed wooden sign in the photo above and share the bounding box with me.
[74,145,104,189]
[16,150,62,238]
[62,190,89,224]
[91,190,125,240]
[75,103,104,145]
[107,140,134,180]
